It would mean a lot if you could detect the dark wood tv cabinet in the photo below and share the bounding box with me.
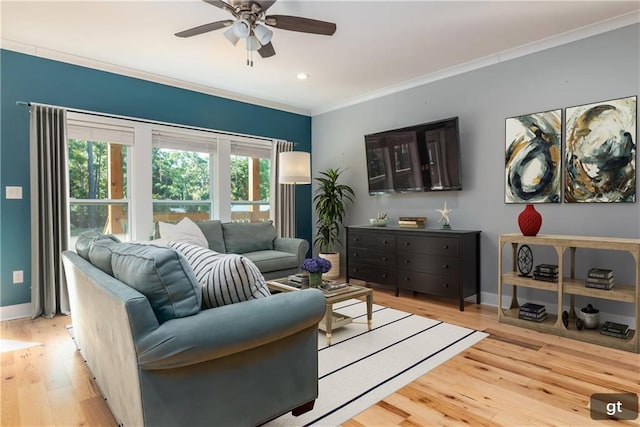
[346,225,481,311]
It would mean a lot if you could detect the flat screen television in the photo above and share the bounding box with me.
[364,117,462,194]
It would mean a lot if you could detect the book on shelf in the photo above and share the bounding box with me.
[399,216,427,222]
[601,321,629,335]
[585,275,615,285]
[399,223,426,228]
[600,329,631,339]
[535,264,559,274]
[519,312,548,322]
[533,273,558,282]
[587,268,614,279]
[518,310,547,319]
[519,302,546,314]
[585,281,615,290]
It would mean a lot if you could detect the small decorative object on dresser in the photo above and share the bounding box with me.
[436,202,453,229]
[517,203,542,236]
[369,212,389,227]
[301,257,332,288]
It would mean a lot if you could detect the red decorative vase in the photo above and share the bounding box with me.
[518,204,542,236]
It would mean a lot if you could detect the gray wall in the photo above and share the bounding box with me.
[311,24,639,320]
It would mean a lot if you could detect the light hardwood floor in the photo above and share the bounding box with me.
[1,287,638,426]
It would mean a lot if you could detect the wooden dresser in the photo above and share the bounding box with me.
[346,226,481,311]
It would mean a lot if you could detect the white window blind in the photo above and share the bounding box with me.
[152,130,217,153]
[67,122,134,145]
[230,139,272,159]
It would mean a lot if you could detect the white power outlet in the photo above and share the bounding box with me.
[13,270,24,284]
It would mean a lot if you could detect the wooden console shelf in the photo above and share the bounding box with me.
[498,233,640,353]
[347,226,481,311]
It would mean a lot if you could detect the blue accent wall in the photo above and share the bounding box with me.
[0,49,312,307]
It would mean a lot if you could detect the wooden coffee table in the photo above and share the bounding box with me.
[266,279,373,345]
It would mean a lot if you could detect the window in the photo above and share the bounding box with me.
[67,120,133,245]
[65,113,279,242]
[230,140,272,223]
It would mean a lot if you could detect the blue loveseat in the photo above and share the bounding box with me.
[62,238,325,426]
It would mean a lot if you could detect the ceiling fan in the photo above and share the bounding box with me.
[175,0,337,66]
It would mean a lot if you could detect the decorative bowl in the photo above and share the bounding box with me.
[369,218,389,227]
[579,304,600,329]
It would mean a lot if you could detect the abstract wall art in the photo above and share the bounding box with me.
[505,109,562,203]
[565,96,636,203]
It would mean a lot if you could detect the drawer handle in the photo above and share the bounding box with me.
[404,277,410,281]
[404,260,411,264]
[404,242,410,246]
[354,253,358,257]
[443,264,449,269]
[381,256,387,261]
[382,273,388,278]
[443,283,449,288]
[354,237,359,242]
[443,245,449,249]
[382,240,389,244]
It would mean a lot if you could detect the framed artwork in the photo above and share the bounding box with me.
[565,96,636,203]
[505,109,562,203]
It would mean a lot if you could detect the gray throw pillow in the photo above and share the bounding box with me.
[75,230,121,260]
[222,220,277,254]
[110,243,201,323]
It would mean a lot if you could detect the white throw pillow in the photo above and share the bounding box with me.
[159,217,208,248]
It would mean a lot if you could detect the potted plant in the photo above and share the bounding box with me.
[313,168,355,279]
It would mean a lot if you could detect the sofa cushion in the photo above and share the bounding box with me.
[202,254,271,309]
[222,221,277,254]
[168,241,225,284]
[194,220,227,253]
[110,243,202,323]
[243,250,300,273]
[158,217,208,248]
[88,238,121,276]
[75,230,121,260]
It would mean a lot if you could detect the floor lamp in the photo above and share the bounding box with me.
[278,151,311,237]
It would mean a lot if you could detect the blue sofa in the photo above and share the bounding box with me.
[62,241,325,426]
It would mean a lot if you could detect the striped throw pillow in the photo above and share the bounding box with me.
[169,241,270,308]
[168,241,225,284]
[202,254,271,309]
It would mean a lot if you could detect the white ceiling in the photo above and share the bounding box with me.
[2,1,639,116]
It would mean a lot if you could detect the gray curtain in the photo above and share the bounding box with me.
[272,140,295,237]
[30,104,70,318]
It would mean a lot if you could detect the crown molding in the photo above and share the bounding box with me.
[311,11,640,116]
[0,39,310,116]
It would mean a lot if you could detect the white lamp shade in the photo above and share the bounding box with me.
[279,151,311,184]
[254,24,273,45]
[232,19,251,38]
[224,27,240,45]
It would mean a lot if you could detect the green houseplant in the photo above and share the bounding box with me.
[313,168,355,279]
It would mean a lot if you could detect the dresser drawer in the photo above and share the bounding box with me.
[397,235,459,256]
[397,271,458,297]
[397,254,459,275]
[349,264,396,286]
[349,231,396,251]
[349,249,396,267]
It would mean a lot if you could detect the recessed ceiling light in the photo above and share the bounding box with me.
[297,73,309,80]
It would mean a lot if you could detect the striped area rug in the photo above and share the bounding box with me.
[266,299,488,426]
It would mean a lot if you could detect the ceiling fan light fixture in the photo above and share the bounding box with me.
[246,35,261,51]
[223,26,240,45]
[232,19,251,39]
[253,23,273,45]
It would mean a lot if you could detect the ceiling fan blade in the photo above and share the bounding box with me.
[258,41,276,58]
[265,15,336,36]
[202,0,236,15]
[255,1,277,12]
[175,20,233,38]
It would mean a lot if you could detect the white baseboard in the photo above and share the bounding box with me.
[0,303,31,321]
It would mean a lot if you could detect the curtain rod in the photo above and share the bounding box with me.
[15,100,279,144]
